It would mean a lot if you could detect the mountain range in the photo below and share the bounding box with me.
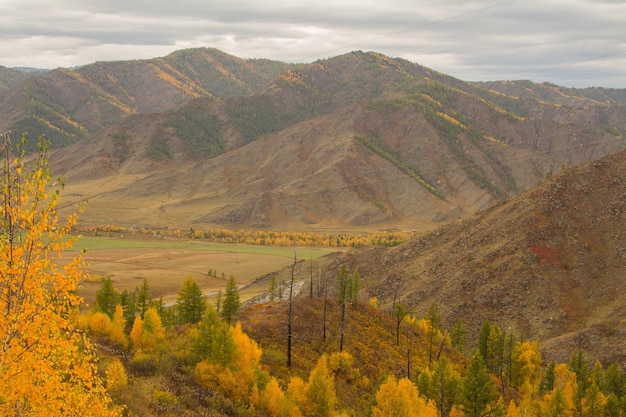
[1,47,625,231]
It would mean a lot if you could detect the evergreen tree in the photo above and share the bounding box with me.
[605,363,625,398]
[425,302,442,367]
[479,321,491,362]
[430,357,461,417]
[268,274,278,301]
[541,361,557,394]
[192,306,236,367]
[459,352,499,417]
[220,276,240,324]
[176,277,207,324]
[94,276,120,318]
[119,289,136,330]
[450,319,468,353]
[136,278,151,317]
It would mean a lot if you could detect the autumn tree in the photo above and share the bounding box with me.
[130,307,165,352]
[0,134,120,416]
[511,341,542,395]
[300,354,338,417]
[372,375,438,417]
[176,276,207,324]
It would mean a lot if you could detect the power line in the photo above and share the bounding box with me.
[506,49,626,82]
[295,0,517,62]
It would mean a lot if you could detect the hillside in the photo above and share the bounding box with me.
[0,49,624,231]
[312,148,626,366]
[0,48,295,152]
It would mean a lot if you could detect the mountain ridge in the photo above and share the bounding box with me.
[0,48,625,231]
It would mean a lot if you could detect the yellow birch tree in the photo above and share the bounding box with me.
[0,134,121,416]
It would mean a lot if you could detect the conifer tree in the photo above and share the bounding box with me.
[192,305,236,366]
[430,357,461,417]
[95,276,121,318]
[425,302,442,367]
[450,319,468,353]
[221,276,240,324]
[176,276,207,324]
[459,352,499,417]
[136,278,151,317]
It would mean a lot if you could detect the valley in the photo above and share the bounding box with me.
[2,47,626,416]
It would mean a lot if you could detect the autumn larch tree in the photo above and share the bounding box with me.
[0,133,121,416]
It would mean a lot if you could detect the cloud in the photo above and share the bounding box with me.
[0,0,624,87]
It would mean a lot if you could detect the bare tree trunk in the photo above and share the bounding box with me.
[287,253,296,367]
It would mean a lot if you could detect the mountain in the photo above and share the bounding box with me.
[1,48,625,231]
[0,48,296,151]
[311,148,626,366]
[0,65,33,92]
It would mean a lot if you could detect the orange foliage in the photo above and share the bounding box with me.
[0,136,120,416]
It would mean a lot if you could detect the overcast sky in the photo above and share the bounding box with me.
[1,0,625,88]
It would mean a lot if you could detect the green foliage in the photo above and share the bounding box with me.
[450,319,468,353]
[163,105,225,159]
[192,305,236,367]
[176,276,208,324]
[220,276,240,324]
[225,95,291,141]
[136,278,152,317]
[459,352,499,417]
[427,357,461,417]
[94,276,121,318]
[109,131,130,162]
[354,133,444,199]
[145,132,172,159]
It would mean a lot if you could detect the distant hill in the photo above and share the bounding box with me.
[0,65,32,92]
[314,148,626,366]
[0,48,296,151]
[0,48,625,231]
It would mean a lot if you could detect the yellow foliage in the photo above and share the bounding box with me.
[130,308,164,351]
[372,376,438,417]
[109,304,129,350]
[0,136,120,416]
[512,341,542,394]
[89,311,113,336]
[195,361,238,400]
[262,378,285,416]
[294,354,339,417]
[287,376,307,410]
[106,359,128,391]
[507,400,519,417]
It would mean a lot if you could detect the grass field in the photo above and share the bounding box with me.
[71,235,339,308]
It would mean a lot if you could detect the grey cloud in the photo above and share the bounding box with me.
[0,0,624,87]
